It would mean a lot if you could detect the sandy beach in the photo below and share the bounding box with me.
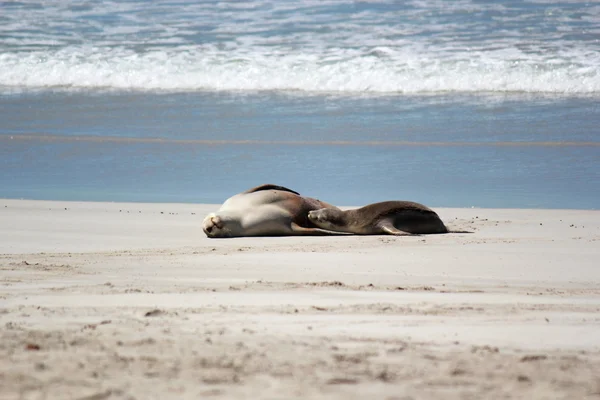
[1,199,599,399]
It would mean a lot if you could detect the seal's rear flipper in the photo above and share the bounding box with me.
[244,184,301,196]
[379,221,419,236]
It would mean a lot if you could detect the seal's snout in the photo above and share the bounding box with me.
[202,213,219,237]
[203,214,231,238]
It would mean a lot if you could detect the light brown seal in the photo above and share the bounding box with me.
[307,201,456,236]
[203,184,342,238]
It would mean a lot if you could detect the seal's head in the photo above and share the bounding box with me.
[308,208,345,231]
[203,213,238,238]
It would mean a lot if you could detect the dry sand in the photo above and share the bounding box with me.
[1,199,599,399]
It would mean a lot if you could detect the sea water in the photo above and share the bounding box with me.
[1,0,599,209]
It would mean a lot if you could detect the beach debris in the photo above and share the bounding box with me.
[25,343,41,351]
[520,354,548,362]
[471,345,499,353]
[144,309,165,317]
[304,281,345,287]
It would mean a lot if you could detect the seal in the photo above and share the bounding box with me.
[203,184,342,238]
[307,201,454,236]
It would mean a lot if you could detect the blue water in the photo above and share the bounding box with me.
[1,1,599,209]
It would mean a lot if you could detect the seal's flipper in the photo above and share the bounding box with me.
[243,184,300,196]
[290,223,348,236]
[379,221,418,236]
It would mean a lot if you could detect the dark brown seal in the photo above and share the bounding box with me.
[308,201,453,235]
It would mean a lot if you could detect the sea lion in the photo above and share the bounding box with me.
[307,201,455,236]
[203,184,342,238]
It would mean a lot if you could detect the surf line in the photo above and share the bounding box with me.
[2,133,599,147]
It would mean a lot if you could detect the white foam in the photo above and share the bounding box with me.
[1,45,598,95]
[1,0,599,95]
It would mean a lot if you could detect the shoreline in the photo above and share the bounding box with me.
[1,199,599,399]
[1,197,598,211]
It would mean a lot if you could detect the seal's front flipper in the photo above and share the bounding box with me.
[379,221,418,236]
[290,223,348,236]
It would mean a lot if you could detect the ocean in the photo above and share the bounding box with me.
[1,0,599,209]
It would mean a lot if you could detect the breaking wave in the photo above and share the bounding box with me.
[1,0,599,95]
